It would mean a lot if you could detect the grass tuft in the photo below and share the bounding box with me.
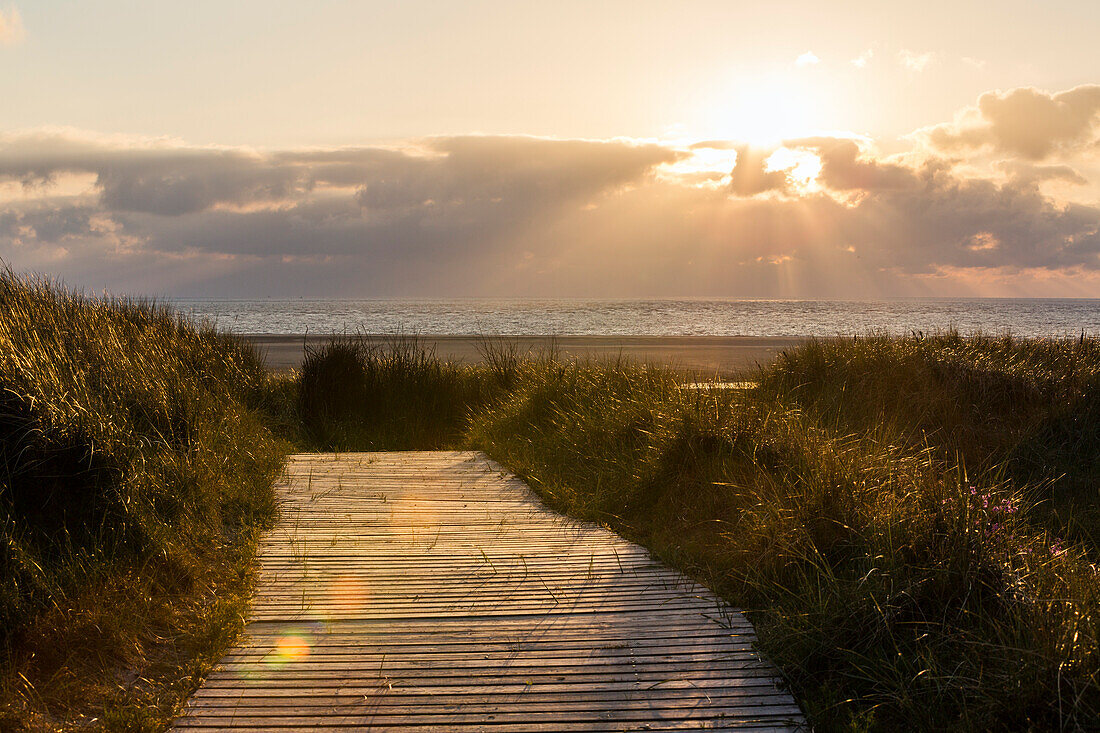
[13,314,1099,731]
[459,338,1099,731]
[0,268,286,730]
[281,331,1100,729]
[295,334,513,450]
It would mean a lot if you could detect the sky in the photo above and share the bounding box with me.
[2,0,1100,298]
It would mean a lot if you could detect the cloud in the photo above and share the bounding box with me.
[0,6,24,45]
[898,49,934,72]
[0,131,678,218]
[688,140,738,151]
[923,85,1100,160]
[4,90,1100,298]
[708,132,1100,281]
[996,160,1088,186]
[0,132,685,293]
[851,49,873,68]
[0,201,97,243]
[726,137,916,196]
[786,137,917,191]
[829,162,1100,274]
[0,131,315,213]
[795,52,820,67]
[727,146,792,196]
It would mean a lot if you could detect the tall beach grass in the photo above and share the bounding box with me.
[295,334,518,450]
[0,269,285,730]
[760,332,1100,551]
[298,331,1100,731]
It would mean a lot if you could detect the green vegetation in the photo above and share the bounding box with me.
[0,270,285,730]
[300,332,1100,731]
[5,289,1099,733]
[762,333,1100,552]
[293,334,519,451]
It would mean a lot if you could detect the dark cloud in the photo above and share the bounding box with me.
[996,160,1089,186]
[0,133,684,293]
[2,106,1100,297]
[832,162,1100,273]
[727,137,917,197]
[96,154,306,215]
[586,161,1100,283]
[0,132,676,218]
[727,146,790,196]
[0,132,310,214]
[0,200,100,242]
[924,85,1100,160]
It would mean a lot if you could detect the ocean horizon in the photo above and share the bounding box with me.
[170,296,1100,338]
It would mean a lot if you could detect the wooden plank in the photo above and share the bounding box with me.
[189,681,783,701]
[172,452,804,731]
[179,692,797,711]
[190,676,782,696]
[174,724,797,732]
[173,706,806,726]
[191,668,778,686]
[223,642,761,660]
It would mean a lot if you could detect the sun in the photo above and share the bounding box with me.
[688,71,829,146]
[659,68,833,190]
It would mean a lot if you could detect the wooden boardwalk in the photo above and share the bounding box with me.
[174,452,804,731]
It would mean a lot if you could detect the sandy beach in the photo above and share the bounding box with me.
[245,334,809,375]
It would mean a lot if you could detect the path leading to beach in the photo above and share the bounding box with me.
[173,452,804,731]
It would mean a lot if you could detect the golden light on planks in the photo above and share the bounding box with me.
[325,573,371,610]
[273,633,311,663]
[174,452,804,730]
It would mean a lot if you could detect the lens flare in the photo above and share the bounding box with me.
[276,634,311,661]
[254,627,317,674]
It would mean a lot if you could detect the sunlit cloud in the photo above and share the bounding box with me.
[921,85,1100,160]
[764,147,822,190]
[795,52,820,67]
[660,144,739,187]
[851,49,874,68]
[0,6,24,46]
[898,49,935,72]
[4,84,1100,298]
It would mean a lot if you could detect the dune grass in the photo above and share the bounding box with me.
[297,332,1100,731]
[760,332,1100,552]
[0,270,286,730]
[6,308,1098,731]
[294,334,517,450]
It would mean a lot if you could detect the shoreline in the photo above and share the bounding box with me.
[244,334,810,374]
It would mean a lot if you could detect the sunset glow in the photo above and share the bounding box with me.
[764,148,823,190]
[6,6,1100,728]
[693,74,829,145]
[0,1,1098,297]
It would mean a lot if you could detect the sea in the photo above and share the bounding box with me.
[169,298,1100,338]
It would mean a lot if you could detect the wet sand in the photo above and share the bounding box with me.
[245,334,809,375]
